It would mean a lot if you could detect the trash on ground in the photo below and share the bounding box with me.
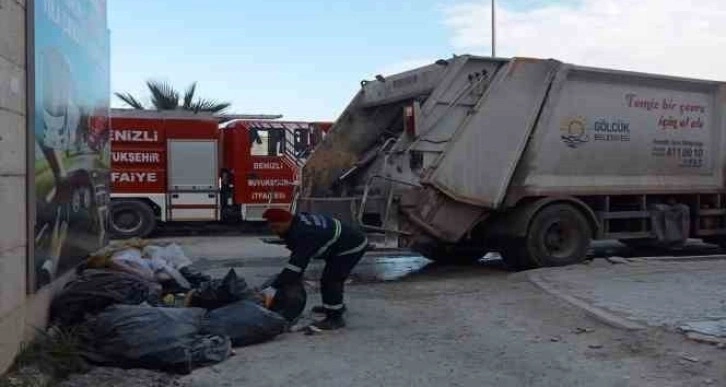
[303,325,323,336]
[678,353,700,363]
[143,244,193,269]
[289,312,317,333]
[202,300,287,346]
[679,320,726,339]
[111,248,191,290]
[187,269,260,309]
[80,305,232,374]
[86,240,194,291]
[48,241,293,373]
[179,266,212,288]
[606,256,630,264]
[259,275,307,323]
[50,269,162,326]
[679,319,726,345]
[109,248,156,281]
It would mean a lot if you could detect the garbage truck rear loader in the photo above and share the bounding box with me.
[297,55,726,268]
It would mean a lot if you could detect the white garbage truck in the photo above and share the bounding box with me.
[296,55,726,268]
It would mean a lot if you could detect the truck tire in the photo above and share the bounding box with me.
[521,204,592,268]
[110,200,156,239]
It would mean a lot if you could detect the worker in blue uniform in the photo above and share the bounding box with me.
[262,208,368,330]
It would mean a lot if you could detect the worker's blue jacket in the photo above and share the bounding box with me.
[272,213,368,288]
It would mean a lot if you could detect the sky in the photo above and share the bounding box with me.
[109,0,726,121]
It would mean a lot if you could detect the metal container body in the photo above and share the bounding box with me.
[426,61,726,209]
[514,66,725,199]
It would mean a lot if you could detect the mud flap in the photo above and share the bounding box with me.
[650,204,690,247]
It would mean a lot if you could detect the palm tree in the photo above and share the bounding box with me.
[115,80,231,114]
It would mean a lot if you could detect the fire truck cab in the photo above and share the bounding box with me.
[109,109,330,238]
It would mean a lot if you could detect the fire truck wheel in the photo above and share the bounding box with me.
[523,204,592,268]
[110,200,156,239]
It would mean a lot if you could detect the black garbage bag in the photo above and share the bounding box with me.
[179,266,212,288]
[51,269,162,326]
[81,305,231,374]
[259,276,307,323]
[187,269,258,310]
[202,300,286,347]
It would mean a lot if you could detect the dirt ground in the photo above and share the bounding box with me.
[179,262,725,387]
[60,236,726,387]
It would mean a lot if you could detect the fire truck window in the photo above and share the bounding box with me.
[267,128,285,156]
[310,125,321,148]
[250,128,286,157]
[250,130,270,156]
[294,129,309,155]
[249,129,262,146]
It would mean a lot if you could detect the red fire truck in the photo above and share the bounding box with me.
[109,109,331,238]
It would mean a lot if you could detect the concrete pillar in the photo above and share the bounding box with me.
[0,0,28,373]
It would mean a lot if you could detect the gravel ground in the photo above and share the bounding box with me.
[532,258,726,328]
[55,237,726,387]
[180,263,725,387]
[59,368,181,387]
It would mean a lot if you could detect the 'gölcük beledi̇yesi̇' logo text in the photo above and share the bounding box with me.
[560,117,631,149]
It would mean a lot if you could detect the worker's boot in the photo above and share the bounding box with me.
[311,310,346,330]
[311,305,347,315]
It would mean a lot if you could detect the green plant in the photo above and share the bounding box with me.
[115,80,231,113]
[0,373,48,387]
[13,326,88,380]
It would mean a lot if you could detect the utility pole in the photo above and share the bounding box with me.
[491,0,496,57]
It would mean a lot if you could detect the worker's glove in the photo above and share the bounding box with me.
[260,287,277,309]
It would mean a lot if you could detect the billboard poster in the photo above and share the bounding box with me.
[32,0,111,290]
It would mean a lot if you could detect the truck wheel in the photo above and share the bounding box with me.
[522,204,592,268]
[110,200,156,239]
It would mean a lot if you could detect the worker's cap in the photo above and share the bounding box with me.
[262,208,294,223]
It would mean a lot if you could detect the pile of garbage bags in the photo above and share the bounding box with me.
[50,240,306,374]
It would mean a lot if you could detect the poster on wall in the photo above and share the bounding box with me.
[32,0,111,290]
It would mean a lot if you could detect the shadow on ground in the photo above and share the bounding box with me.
[150,222,271,238]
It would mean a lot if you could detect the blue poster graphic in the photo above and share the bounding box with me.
[33,0,111,290]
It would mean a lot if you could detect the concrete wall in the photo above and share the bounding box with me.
[0,0,29,373]
[0,0,66,374]
[0,1,112,373]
